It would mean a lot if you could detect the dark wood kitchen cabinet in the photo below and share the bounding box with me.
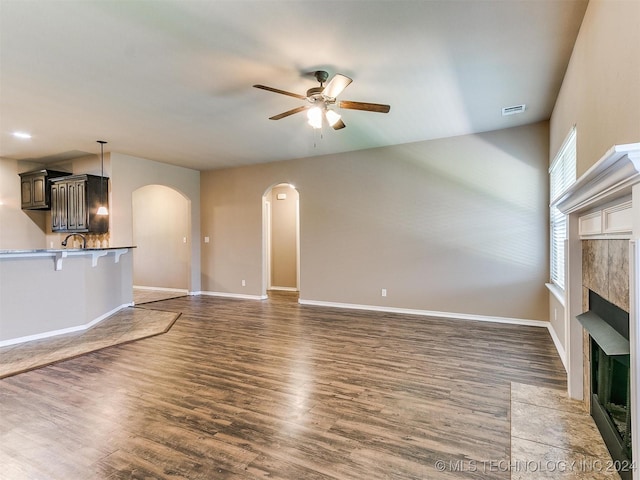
[50,174,109,233]
[19,169,70,210]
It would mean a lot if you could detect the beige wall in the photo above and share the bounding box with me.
[202,122,550,321]
[0,158,47,249]
[132,185,190,290]
[110,153,201,293]
[550,0,640,174]
[269,185,298,289]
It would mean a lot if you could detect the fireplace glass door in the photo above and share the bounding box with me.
[591,339,632,460]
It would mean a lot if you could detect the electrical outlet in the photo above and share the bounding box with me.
[242,280,246,287]
[381,288,387,297]
[204,236,210,243]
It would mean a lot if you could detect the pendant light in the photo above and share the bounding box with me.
[96,140,109,216]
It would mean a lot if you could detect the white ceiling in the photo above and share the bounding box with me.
[0,0,588,171]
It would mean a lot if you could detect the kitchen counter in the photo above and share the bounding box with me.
[0,247,135,346]
[0,246,136,254]
[0,246,136,270]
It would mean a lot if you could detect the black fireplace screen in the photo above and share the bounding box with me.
[591,339,632,459]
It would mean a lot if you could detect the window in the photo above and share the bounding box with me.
[549,127,576,290]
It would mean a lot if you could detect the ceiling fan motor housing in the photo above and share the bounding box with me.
[314,70,329,84]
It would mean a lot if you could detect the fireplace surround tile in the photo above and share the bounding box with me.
[583,240,610,301]
[582,239,630,313]
[608,239,629,312]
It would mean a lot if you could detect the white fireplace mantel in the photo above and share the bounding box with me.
[554,142,640,480]
[557,143,640,215]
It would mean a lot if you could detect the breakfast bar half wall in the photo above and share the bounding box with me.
[0,247,134,346]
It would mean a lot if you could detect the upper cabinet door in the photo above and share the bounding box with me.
[50,174,108,234]
[18,170,70,210]
[20,176,34,208]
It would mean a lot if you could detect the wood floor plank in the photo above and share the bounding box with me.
[0,294,566,479]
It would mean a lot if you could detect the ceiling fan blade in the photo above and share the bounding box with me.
[269,105,309,120]
[332,119,346,130]
[322,74,353,98]
[339,100,391,113]
[253,84,307,100]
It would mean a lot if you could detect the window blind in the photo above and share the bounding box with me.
[549,127,576,290]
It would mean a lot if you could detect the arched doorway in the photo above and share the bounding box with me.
[132,185,190,295]
[263,183,300,296]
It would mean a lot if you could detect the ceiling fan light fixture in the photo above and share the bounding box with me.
[254,70,390,131]
[325,109,341,127]
[307,106,323,129]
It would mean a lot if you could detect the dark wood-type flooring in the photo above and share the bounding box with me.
[0,293,566,479]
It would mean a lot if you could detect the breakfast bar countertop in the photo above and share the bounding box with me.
[0,246,136,255]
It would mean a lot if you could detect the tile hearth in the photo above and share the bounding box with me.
[511,382,621,479]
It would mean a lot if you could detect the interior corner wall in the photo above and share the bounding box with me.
[549,0,640,174]
[109,153,201,293]
[201,122,550,321]
[0,158,47,249]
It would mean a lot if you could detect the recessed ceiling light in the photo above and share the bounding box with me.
[12,131,32,139]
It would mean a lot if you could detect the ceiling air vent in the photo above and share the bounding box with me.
[502,104,526,116]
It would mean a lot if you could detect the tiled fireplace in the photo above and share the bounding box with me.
[581,242,632,478]
[556,143,640,480]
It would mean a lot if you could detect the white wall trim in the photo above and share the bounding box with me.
[545,282,566,307]
[133,285,189,294]
[197,291,268,301]
[298,298,549,328]
[0,303,133,348]
[269,286,299,292]
[547,320,568,371]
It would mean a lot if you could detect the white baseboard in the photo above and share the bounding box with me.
[133,285,189,294]
[298,298,550,328]
[197,291,268,301]
[547,321,568,371]
[269,286,299,292]
[0,303,133,348]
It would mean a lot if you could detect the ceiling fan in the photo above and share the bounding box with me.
[253,70,390,130]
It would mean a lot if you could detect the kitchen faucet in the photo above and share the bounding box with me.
[61,233,87,249]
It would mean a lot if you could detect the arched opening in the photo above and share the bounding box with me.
[132,184,190,300]
[263,183,300,297]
